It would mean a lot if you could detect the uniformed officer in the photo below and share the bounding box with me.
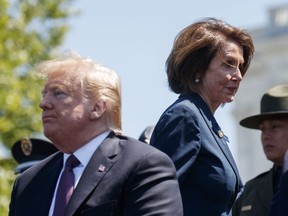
[232,84,288,216]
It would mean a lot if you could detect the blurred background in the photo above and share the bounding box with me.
[1,0,288,214]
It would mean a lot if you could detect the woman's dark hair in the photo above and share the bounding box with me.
[166,17,255,94]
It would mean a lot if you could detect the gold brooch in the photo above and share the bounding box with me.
[218,130,224,138]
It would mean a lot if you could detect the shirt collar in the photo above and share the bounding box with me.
[63,131,110,167]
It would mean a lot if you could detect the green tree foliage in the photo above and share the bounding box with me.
[0,0,77,149]
[0,0,77,214]
[0,158,16,215]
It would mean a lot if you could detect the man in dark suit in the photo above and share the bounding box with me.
[232,84,288,216]
[9,51,183,216]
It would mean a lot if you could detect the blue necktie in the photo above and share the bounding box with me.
[53,154,80,216]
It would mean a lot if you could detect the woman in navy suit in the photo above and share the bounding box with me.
[150,18,254,215]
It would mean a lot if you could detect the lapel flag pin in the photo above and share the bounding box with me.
[98,164,106,172]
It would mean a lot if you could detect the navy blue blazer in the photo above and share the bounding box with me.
[150,93,243,215]
[9,133,183,216]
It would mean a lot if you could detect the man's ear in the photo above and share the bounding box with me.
[90,100,107,120]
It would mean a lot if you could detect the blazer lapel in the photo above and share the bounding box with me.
[65,134,119,216]
[212,128,239,177]
[30,153,62,214]
[187,94,241,183]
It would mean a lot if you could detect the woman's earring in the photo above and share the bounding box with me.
[195,78,199,83]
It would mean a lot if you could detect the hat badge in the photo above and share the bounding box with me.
[21,138,32,156]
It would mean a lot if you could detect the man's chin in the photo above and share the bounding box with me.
[43,129,56,140]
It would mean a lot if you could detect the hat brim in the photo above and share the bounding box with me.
[240,112,288,129]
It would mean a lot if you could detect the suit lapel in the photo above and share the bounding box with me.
[65,134,119,216]
[187,94,241,183]
[30,153,62,214]
[212,130,239,177]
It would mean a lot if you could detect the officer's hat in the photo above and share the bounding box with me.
[11,138,58,174]
[240,85,288,129]
[138,125,155,144]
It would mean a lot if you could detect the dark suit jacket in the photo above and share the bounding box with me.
[150,93,242,216]
[232,169,274,216]
[9,133,183,216]
[269,170,288,216]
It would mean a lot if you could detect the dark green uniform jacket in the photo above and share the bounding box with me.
[232,167,280,216]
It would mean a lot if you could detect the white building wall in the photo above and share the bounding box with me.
[233,5,288,182]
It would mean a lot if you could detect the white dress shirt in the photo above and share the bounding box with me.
[48,131,110,215]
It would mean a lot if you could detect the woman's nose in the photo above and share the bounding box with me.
[232,68,242,82]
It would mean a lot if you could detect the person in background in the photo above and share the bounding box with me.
[138,125,155,144]
[11,137,58,174]
[150,17,254,215]
[232,84,288,216]
[233,85,288,215]
[9,51,183,216]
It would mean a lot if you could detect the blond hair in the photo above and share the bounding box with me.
[35,51,122,134]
